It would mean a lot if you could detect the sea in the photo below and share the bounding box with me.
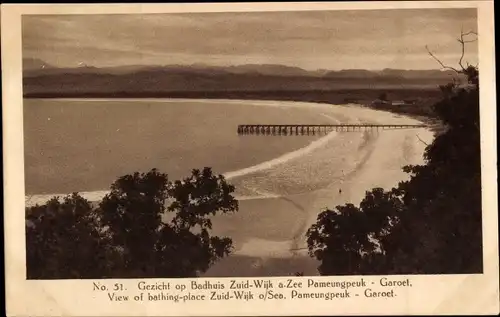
[23,98,433,276]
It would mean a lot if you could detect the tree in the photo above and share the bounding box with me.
[378,92,388,101]
[99,167,238,278]
[307,30,482,275]
[26,167,238,279]
[26,194,111,279]
[306,188,402,275]
[306,203,375,275]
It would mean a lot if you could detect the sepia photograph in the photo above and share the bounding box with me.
[22,8,483,279]
[2,2,498,316]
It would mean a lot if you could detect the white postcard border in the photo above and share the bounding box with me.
[2,1,498,316]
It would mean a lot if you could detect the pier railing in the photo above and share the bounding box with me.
[237,124,427,136]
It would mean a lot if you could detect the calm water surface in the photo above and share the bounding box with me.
[23,99,331,195]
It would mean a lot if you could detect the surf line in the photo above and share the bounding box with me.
[224,132,338,180]
[225,113,340,181]
[25,113,339,208]
[226,112,340,202]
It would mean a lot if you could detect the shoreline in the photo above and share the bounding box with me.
[24,98,432,208]
[205,126,434,276]
[23,127,337,208]
[24,99,342,208]
[23,97,435,276]
[25,96,439,131]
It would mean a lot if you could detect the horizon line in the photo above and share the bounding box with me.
[23,60,453,73]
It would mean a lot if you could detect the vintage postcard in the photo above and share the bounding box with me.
[2,1,498,316]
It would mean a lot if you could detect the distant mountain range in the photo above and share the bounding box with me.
[23,58,465,97]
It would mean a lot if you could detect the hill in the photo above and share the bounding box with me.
[23,60,464,98]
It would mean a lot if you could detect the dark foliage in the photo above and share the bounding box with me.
[306,66,482,275]
[26,167,238,279]
[26,194,111,279]
[378,92,388,101]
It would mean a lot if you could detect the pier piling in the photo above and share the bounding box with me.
[237,123,426,136]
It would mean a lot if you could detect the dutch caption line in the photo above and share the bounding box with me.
[92,277,412,302]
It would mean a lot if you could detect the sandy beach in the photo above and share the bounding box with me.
[23,98,434,277]
[203,100,434,277]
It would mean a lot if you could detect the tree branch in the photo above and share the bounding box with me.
[425,29,478,76]
[425,45,461,73]
[457,28,478,71]
[462,30,478,36]
[416,134,429,146]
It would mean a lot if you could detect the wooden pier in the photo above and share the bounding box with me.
[237,124,427,136]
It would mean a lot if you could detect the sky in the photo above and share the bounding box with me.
[22,9,478,71]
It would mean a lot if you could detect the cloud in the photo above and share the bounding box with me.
[22,8,478,70]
